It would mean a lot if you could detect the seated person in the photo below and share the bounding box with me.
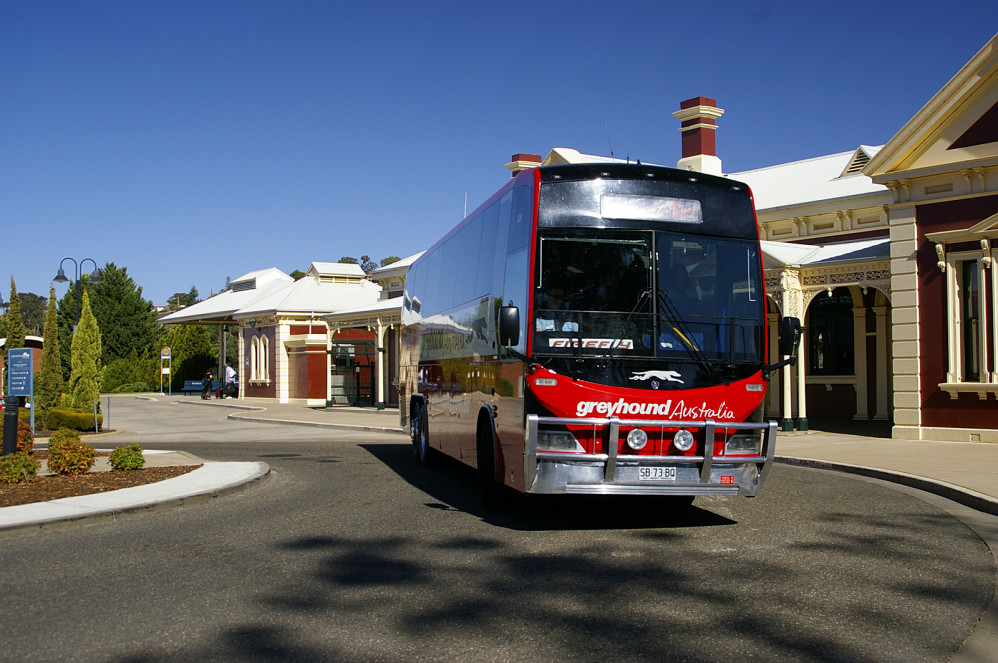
[535,287,579,333]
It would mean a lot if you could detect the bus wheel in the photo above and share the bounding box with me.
[412,403,433,467]
[477,425,507,509]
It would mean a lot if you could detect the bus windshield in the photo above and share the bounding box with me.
[533,229,765,365]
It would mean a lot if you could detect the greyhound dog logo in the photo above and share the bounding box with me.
[630,370,683,384]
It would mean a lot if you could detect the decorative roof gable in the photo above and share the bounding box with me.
[949,100,998,149]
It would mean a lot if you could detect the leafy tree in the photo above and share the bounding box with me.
[36,287,63,416]
[206,324,237,369]
[102,350,160,393]
[55,282,78,384]
[166,286,200,312]
[18,292,45,334]
[338,255,385,274]
[380,256,401,267]
[87,263,159,365]
[69,289,102,410]
[4,277,26,353]
[289,269,306,280]
[161,324,216,390]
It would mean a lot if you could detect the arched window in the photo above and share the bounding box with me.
[250,335,259,380]
[260,335,270,380]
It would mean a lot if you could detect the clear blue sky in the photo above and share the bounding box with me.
[2,1,995,305]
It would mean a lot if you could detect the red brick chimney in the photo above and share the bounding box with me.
[672,97,724,175]
[505,153,543,175]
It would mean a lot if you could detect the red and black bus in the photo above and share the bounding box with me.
[400,163,799,506]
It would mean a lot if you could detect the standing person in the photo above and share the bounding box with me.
[202,369,214,400]
[224,363,237,399]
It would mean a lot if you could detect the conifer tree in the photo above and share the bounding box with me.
[69,289,102,410]
[37,287,64,415]
[4,277,27,353]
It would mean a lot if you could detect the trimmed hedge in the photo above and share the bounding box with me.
[112,382,151,394]
[45,408,103,433]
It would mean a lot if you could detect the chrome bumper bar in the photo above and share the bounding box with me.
[524,415,777,496]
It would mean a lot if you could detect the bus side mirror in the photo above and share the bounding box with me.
[779,316,802,359]
[499,306,520,346]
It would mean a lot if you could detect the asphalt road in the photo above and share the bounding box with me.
[0,397,992,662]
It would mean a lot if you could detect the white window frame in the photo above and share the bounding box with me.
[260,335,270,381]
[249,334,271,384]
[941,247,996,397]
[250,335,259,381]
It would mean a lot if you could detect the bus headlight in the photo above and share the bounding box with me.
[626,428,648,450]
[673,429,695,452]
[725,432,762,456]
[537,431,585,452]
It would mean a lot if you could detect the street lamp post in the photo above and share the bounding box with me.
[52,257,102,325]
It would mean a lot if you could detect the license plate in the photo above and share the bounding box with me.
[639,466,676,481]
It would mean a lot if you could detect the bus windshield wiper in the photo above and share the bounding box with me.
[657,291,714,377]
[597,289,650,369]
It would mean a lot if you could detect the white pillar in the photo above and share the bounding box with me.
[376,320,386,410]
[796,327,808,430]
[236,325,245,400]
[874,304,890,420]
[853,304,869,420]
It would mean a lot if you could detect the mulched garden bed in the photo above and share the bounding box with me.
[0,454,201,508]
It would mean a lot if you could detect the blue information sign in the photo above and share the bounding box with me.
[7,348,34,397]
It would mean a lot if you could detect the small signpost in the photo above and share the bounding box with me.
[3,348,34,454]
[160,347,172,395]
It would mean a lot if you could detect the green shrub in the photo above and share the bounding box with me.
[110,444,145,471]
[0,418,34,454]
[111,382,151,394]
[47,431,96,476]
[49,427,81,447]
[44,408,103,432]
[0,453,40,484]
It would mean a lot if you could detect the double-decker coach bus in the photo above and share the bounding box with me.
[400,163,800,507]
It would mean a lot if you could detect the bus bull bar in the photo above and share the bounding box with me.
[524,415,778,497]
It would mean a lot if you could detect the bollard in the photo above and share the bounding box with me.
[2,397,20,456]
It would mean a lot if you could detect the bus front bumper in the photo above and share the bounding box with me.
[524,415,777,497]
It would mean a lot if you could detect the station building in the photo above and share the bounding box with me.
[160,33,997,444]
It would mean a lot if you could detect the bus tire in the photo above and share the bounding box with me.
[411,402,434,467]
[477,421,508,509]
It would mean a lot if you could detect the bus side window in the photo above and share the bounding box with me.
[502,248,529,353]
[507,185,533,252]
[491,191,514,297]
[475,202,499,299]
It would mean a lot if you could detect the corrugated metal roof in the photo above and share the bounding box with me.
[730,147,888,210]
[761,237,890,267]
[158,269,294,324]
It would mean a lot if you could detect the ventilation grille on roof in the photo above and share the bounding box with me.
[231,278,256,292]
[318,275,361,284]
[843,150,870,175]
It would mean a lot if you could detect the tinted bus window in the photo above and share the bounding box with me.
[475,202,499,299]
[507,185,533,252]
